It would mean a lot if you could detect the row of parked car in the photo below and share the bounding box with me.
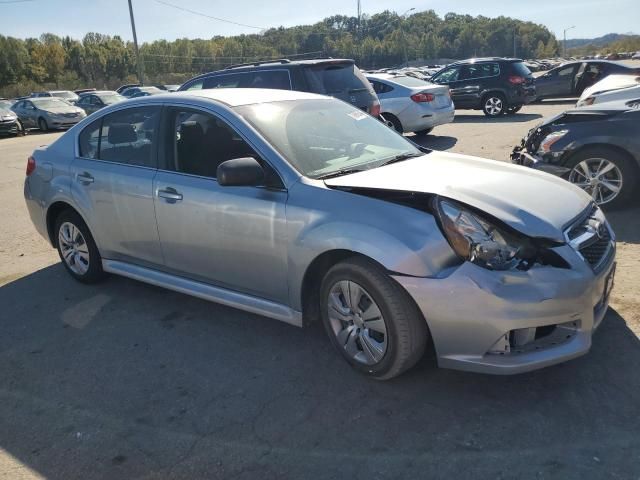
[3,56,639,207]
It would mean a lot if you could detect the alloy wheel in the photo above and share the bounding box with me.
[568,158,623,205]
[484,97,503,115]
[327,280,388,365]
[58,222,90,275]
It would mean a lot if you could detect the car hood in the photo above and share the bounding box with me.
[324,152,592,242]
[0,108,16,119]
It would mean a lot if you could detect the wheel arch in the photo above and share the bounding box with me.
[565,142,640,175]
[46,201,87,248]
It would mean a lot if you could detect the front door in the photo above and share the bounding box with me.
[153,106,289,303]
[71,105,164,267]
[537,64,579,98]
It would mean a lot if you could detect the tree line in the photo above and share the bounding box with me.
[0,9,559,97]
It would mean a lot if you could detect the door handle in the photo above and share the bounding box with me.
[157,187,183,203]
[76,172,94,184]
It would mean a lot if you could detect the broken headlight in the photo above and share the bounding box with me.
[435,198,536,271]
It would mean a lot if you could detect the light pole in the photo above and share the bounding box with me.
[401,7,415,67]
[563,25,575,58]
[128,0,145,85]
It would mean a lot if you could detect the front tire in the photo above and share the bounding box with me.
[320,257,428,380]
[566,147,638,208]
[55,210,106,283]
[482,93,506,116]
[38,117,49,132]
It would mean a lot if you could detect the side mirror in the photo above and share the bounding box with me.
[217,157,264,187]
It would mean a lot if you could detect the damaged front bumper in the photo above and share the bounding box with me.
[510,147,571,177]
[393,243,616,374]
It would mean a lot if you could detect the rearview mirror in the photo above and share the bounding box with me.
[217,157,265,187]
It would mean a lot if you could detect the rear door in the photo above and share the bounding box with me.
[454,62,500,106]
[71,106,164,267]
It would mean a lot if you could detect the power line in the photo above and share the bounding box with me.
[0,0,34,3]
[141,50,323,60]
[155,0,267,30]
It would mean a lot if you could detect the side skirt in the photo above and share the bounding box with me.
[102,259,303,327]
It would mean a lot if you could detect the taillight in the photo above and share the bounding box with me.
[508,75,525,85]
[411,92,435,103]
[370,101,381,118]
[26,155,36,176]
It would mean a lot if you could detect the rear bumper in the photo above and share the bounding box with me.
[393,246,615,375]
[400,103,455,132]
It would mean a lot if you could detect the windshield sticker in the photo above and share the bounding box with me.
[348,110,368,121]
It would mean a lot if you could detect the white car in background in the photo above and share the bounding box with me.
[366,73,455,136]
[577,74,640,106]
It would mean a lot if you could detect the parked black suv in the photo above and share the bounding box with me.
[178,58,381,117]
[430,58,536,116]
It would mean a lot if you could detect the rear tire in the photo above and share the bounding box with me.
[38,117,49,132]
[54,210,106,284]
[383,114,403,134]
[320,257,428,380]
[482,93,506,117]
[566,147,638,209]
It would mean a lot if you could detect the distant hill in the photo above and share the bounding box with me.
[565,33,636,49]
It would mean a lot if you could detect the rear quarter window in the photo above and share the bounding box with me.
[511,62,532,77]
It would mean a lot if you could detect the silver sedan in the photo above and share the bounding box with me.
[24,89,615,379]
[367,73,455,135]
[12,97,86,131]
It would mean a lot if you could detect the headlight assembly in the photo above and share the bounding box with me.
[435,198,537,271]
[536,130,568,155]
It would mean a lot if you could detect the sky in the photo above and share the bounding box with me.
[0,0,638,43]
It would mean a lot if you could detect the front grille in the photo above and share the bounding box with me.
[565,204,614,272]
[580,228,612,267]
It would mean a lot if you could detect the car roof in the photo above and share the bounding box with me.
[185,58,356,83]
[130,88,327,107]
[449,57,522,66]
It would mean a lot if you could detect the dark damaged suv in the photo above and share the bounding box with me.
[179,58,381,117]
[430,58,536,116]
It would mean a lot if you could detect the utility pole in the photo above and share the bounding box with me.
[401,7,415,67]
[513,29,517,58]
[128,0,145,85]
[356,0,361,63]
[563,25,575,58]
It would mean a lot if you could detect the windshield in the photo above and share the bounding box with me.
[236,99,421,179]
[0,100,14,110]
[32,98,71,109]
[390,75,431,87]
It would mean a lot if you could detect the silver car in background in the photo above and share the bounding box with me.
[76,91,126,115]
[577,74,640,106]
[367,73,454,135]
[12,97,86,131]
[24,89,615,379]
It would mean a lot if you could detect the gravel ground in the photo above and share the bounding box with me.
[1,102,639,480]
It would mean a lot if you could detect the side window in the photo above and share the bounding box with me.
[247,71,291,89]
[203,73,249,89]
[78,96,89,105]
[433,67,459,83]
[166,108,282,187]
[79,118,102,159]
[183,79,204,91]
[90,96,101,105]
[98,107,160,167]
[167,109,257,178]
[370,80,393,94]
[558,66,575,77]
